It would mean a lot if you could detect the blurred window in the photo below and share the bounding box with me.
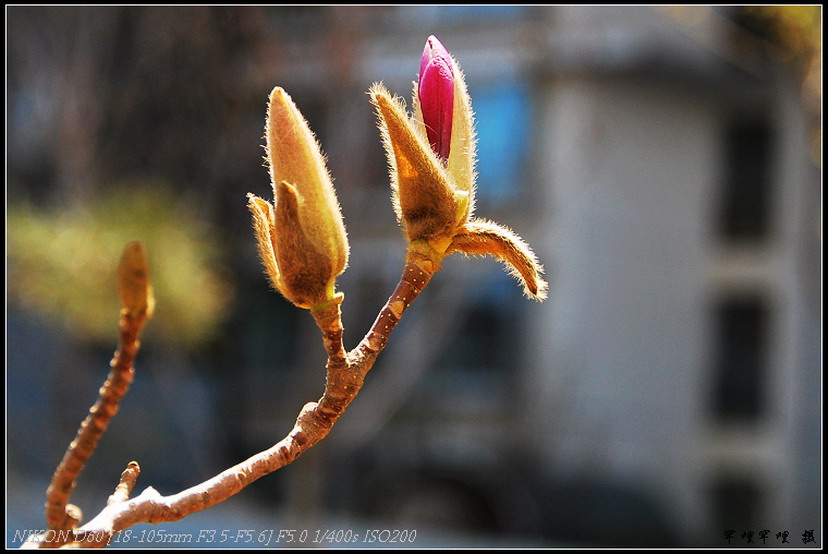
[711,294,769,422]
[433,274,524,376]
[716,115,774,243]
[471,79,533,204]
[410,273,526,418]
[710,474,763,540]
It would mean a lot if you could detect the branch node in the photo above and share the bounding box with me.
[107,461,141,506]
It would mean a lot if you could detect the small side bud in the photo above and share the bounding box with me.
[117,241,155,319]
[247,193,282,294]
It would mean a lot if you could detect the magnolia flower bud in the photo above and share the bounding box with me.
[247,87,349,309]
[371,35,547,300]
[419,35,454,162]
[371,36,476,257]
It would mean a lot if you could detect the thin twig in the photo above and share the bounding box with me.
[41,242,153,547]
[107,462,141,507]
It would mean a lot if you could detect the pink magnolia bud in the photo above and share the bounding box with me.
[418,35,454,162]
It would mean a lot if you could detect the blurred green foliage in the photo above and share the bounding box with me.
[8,181,233,349]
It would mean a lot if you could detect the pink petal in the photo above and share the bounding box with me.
[418,36,454,161]
[420,35,452,81]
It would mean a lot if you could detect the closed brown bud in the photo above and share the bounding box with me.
[248,87,349,309]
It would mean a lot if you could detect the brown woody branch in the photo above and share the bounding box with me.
[39,242,153,548]
[27,250,436,548]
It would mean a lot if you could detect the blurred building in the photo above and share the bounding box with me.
[7,6,821,549]
[523,7,821,546]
